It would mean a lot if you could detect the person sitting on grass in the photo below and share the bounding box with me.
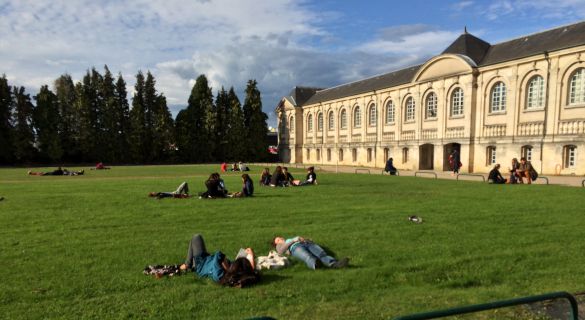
[149,182,190,199]
[179,234,260,287]
[488,164,507,184]
[230,174,254,198]
[238,162,249,172]
[231,162,240,172]
[272,235,349,270]
[269,166,286,187]
[282,167,295,186]
[199,173,228,198]
[91,162,111,170]
[294,166,317,186]
[508,158,521,184]
[516,157,535,184]
[384,157,397,175]
[28,167,84,176]
[259,168,272,186]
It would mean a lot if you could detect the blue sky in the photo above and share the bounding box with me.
[1,0,585,127]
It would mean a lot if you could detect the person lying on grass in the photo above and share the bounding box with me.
[229,174,254,198]
[179,234,260,287]
[28,167,84,176]
[272,235,349,270]
[91,162,111,170]
[199,173,228,199]
[148,182,190,199]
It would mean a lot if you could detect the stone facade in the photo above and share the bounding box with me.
[276,22,585,175]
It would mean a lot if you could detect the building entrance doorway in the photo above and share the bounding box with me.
[419,144,434,170]
[443,143,461,171]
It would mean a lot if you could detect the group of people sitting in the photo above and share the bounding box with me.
[149,173,254,199]
[220,162,249,172]
[260,166,317,187]
[171,233,349,288]
[28,167,85,176]
[488,157,538,184]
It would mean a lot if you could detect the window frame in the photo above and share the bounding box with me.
[451,88,464,117]
[307,114,313,132]
[353,106,362,128]
[328,111,334,131]
[521,145,533,162]
[490,82,507,113]
[317,113,323,132]
[569,68,585,105]
[486,146,497,166]
[405,97,415,121]
[289,115,295,133]
[339,109,347,129]
[526,76,545,110]
[385,100,395,124]
[368,103,377,127]
[425,92,437,119]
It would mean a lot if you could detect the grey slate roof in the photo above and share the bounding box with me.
[285,87,322,107]
[297,20,585,106]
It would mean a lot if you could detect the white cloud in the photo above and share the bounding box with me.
[484,0,585,20]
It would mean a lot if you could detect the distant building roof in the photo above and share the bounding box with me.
[293,20,585,107]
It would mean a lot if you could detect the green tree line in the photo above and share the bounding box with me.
[0,68,268,165]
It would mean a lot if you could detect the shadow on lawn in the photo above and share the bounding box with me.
[256,273,290,286]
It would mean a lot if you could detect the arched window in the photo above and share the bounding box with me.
[526,76,545,109]
[353,106,361,128]
[563,145,577,168]
[368,103,377,126]
[451,88,464,116]
[521,145,533,162]
[307,114,313,132]
[289,116,295,133]
[385,100,395,124]
[490,82,507,112]
[425,92,437,119]
[405,97,415,121]
[340,109,347,129]
[317,113,323,132]
[486,146,497,165]
[569,68,585,105]
[328,111,334,131]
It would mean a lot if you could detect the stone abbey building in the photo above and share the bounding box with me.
[275,21,585,175]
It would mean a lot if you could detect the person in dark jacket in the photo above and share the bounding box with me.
[508,158,521,184]
[516,157,535,184]
[449,150,461,175]
[179,234,258,287]
[488,164,506,184]
[259,168,272,186]
[232,174,254,197]
[384,158,397,175]
[282,167,295,186]
[296,167,317,186]
[270,166,286,187]
[199,173,227,198]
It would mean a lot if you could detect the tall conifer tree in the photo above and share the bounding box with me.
[12,86,36,162]
[242,80,268,161]
[226,87,246,161]
[114,73,130,163]
[213,87,229,161]
[54,74,79,161]
[129,71,146,163]
[33,85,62,162]
[0,75,14,163]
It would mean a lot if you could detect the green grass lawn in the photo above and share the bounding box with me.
[1,165,584,319]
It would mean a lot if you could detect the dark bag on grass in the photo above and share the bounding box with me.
[530,168,538,181]
[219,257,260,288]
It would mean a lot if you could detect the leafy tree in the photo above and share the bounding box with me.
[0,75,14,163]
[12,86,36,162]
[242,79,268,161]
[34,85,62,162]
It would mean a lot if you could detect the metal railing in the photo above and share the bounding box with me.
[414,171,437,179]
[582,179,585,187]
[456,173,486,182]
[354,168,371,174]
[537,176,550,185]
[394,291,579,320]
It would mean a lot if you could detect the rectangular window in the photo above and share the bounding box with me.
[402,148,409,164]
[383,148,389,161]
[521,146,533,162]
[352,149,357,162]
[564,146,576,168]
[316,149,321,161]
[367,148,372,162]
[327,148,331,162]
[306,148,310,161]
[486,146,496,165]
[339,149,344,161]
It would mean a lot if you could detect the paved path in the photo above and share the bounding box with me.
[255,163,585,187]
